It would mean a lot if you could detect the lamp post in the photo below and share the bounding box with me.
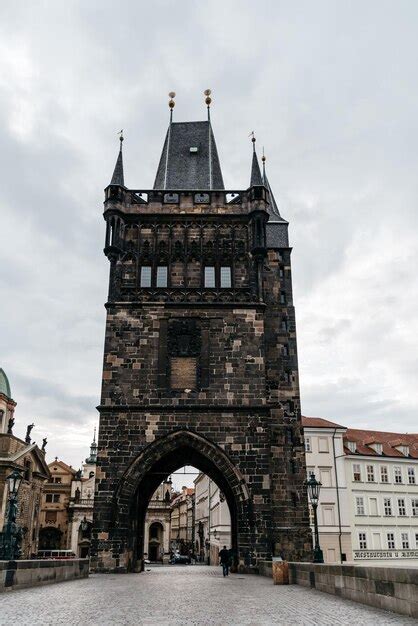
[306,472,324,564]
[0,467,23,560]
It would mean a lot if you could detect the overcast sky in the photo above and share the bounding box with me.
[1,1,417,473]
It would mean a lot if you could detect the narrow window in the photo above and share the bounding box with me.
[358,532,367,549]
[156,266,168,288]
[347,441,356,453]
[412,499,418,517]
[304,437,311,452]
[401,533,409,549]
[204,266,216,288]
[369,498,378,516]
[394,466,402,483]
[366,465,375,482]
[380,466,388,483]
[24,459,31,481]
[353,463,361,482]
[355,496,365,515]
[280,291,286,304]
[318,437,329,453]
[398,498,406,516]
[281,318,288,332]
[387,533,395,549]
[322,505,334,525]
[319,468,332,487]
[220,266,232,288]
[408,467,415,484]
[415,533,418,548]
[140,266,152,287]
[384,497,392,516]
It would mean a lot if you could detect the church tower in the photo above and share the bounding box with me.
[92,92,311,572]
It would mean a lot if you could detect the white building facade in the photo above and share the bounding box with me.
[67,431,97,557]
[194,472,231,564]
[303,417,352,563]
[303,417,418,566]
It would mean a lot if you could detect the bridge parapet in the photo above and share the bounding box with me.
[288,562,417,619]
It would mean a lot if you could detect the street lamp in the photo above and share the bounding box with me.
[7,467,23,496]
[0,467,24,560]
[306,472,324,564]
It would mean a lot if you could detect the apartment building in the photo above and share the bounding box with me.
[303,417,418,566]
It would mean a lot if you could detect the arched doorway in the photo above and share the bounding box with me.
[111,430,251,572]
[147,521,164,562]
[39,527,63,550]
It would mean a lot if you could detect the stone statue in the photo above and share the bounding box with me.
[25,423,34,444]
[42,437,47,451]
[7,417,15,434]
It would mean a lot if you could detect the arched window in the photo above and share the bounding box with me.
[24,459,32,481]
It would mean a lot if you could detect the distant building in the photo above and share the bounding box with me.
[0,368,50,557]
[68,430,97,557]
[194,473,231,564]
[303,416,418,566]
[144,478,173,563]
[170,486,194,555]
[38,458,76,551]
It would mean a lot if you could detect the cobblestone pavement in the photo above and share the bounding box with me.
[1,566,414,626]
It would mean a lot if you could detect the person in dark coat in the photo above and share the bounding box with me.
[219,545,230,577]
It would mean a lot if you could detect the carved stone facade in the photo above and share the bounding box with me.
[0,369,50,558]
[91,115,312,572]
[143,479,172,563]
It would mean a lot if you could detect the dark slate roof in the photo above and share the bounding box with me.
[110,147,125,186]
[153,121,224,190]
[250,150,263,186]
[262,167,289,248]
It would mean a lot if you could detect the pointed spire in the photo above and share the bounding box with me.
[261,151,285,221]
[86,426,98,464]
[110,132,125,186]
[250,133,263,186]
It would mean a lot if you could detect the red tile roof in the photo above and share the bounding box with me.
[302,416,346,429]
[302,416,418,459]
[344,428,418,459]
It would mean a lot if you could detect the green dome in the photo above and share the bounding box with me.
[0,368,11,398]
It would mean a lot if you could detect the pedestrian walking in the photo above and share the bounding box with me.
[219,545,230,577]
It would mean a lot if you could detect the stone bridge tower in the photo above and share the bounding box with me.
[91,93,312,572]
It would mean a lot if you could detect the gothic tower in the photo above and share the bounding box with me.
[91,93,311,572]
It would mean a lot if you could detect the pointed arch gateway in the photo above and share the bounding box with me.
[113,429,252,572]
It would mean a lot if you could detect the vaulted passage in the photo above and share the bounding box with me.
[101,430,251,573]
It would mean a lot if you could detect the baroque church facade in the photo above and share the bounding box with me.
[91,93,312,572]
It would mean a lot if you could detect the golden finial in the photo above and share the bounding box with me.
[204,88,212,107]
[249,131,256,151]
[168,91,176,109]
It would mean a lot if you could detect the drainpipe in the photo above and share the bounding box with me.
[332,428,343,563]
[207,478,211,565]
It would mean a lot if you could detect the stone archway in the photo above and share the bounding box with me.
[147,521,164,562]
[110,429,252,572]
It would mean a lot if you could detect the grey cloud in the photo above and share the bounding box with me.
[1,0,417,467]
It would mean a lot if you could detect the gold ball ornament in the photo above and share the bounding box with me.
[168,91,176,109]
